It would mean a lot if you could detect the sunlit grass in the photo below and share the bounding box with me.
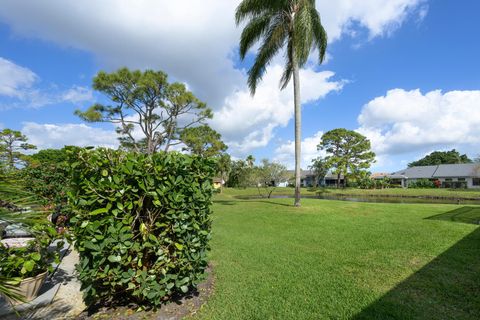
[193,191,480,319]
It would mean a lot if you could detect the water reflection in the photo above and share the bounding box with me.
[236,194,480,205]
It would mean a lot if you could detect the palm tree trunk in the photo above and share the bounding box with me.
[292,50,301,207]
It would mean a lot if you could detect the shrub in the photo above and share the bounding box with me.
[408,179,435,188]
[67,148,215,307]
[357,178,374,189]
[23,148,71,207]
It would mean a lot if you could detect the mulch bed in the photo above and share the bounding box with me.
[76,265,215,320]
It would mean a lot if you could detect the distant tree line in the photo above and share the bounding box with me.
[408,149,472,167]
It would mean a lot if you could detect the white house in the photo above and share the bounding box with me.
[387,163,480,189]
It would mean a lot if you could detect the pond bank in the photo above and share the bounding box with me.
[235,193,480,205]
[223,187,480,204]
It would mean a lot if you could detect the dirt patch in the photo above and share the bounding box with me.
[76,266,215,320]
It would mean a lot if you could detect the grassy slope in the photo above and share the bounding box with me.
[224,187,480,199]
[194,193,480,320]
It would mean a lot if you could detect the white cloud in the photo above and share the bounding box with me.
[0,1,426,102]
[212,66,345,155]
[0,57,94,109]
[0,57,37,98]
[357,89,480,155]
[273,131,326,170]
[317,0,427,41]
[61,86,93,103]
[22,122,118,150]
[0,0,244,107]
[0,0,427,150]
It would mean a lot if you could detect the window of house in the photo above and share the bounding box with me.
[473,178,480,186]
[458,178,466,181]
[445,178,452,182]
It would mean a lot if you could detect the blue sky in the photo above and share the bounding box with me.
[0,0,479,172]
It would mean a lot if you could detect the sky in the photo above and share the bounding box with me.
[0,0,479,172]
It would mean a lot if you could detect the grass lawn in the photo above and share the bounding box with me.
[193,192,480,319]
[224,187,480,199]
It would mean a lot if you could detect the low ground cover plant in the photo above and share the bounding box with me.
[0,224,62,278]
[67,148,215,307]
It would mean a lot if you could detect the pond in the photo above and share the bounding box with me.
[237,194,480,205]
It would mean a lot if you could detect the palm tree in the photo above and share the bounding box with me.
[246,155,255,168]
[217,154,231,193]
[235,0,327,206]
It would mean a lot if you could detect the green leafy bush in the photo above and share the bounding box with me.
[67,148,215,307]
[408,179,435,188]
[23,148,71,207]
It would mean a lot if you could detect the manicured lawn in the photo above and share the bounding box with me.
[194,192,480,319]
[224,187,480,199]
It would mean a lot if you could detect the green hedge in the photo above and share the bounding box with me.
[67,148,215,307]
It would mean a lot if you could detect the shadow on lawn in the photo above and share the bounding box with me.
[249,200,293,207]
[213,200,237,206]
[216,198,293,208]
[425,206,480,225]
[352,225,480,320]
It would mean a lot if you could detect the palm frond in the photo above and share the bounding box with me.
[293,2,315,67]
[0,277,25,303]
[239,13,273,60]
[248,15,288,94]
[235,0,287,25]
[309,7,328,63]
[0,179,48,225]
[280,40,293,90]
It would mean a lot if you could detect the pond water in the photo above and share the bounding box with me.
[237,194,480,205]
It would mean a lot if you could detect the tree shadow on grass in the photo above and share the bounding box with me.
[352,226,480,320]
[425,206,480,225]
[213,200,237,206]
[216,198,293,208]
[249,200,293,207]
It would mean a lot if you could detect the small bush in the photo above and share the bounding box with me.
[408,179,435,188]
[67,148,215,307]
[0,224,62,278]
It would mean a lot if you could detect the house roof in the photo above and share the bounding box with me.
[371,172,389,179]
[434,163,480,177]
[286,170,311,179]
[391,165,438,179]
[324,172,345,179]
[389,163,480,179]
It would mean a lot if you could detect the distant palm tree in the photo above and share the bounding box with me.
[246,155,255,168]
[235,0,327,206]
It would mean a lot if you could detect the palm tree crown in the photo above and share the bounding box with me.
[235,0,327,94]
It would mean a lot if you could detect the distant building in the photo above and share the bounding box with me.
[370,172,389,179]
[280,170,345,188]
[212,177,223,189]
[386,163,480,189]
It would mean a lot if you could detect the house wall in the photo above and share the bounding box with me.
[467,177,480,189]
[276,181,289,187]
[437,177,469,189]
